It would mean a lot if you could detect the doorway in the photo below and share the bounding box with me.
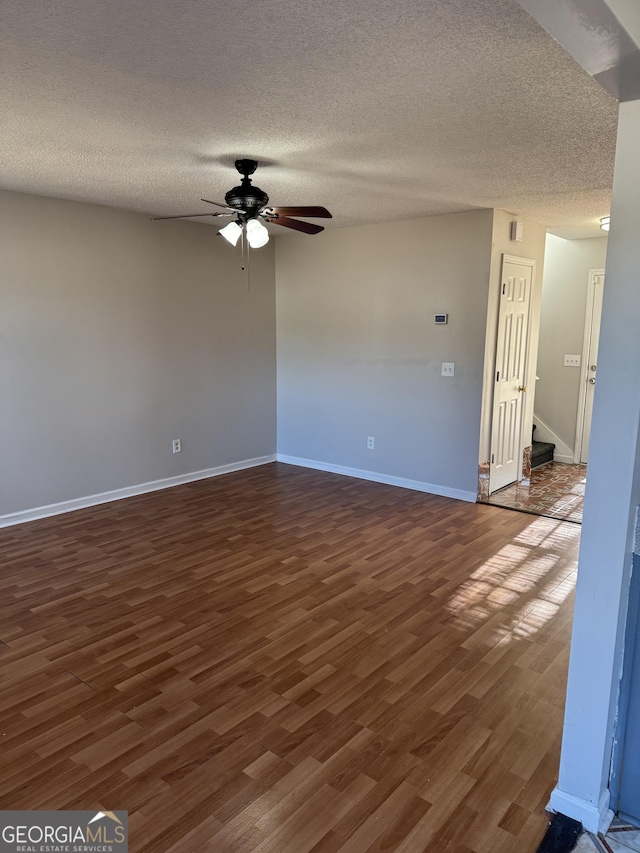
[487,234,608,524]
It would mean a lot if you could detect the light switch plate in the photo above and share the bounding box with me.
[564,354,581,367]
[441,362,455,377]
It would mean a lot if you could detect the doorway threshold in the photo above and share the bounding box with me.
[485,462,586,524]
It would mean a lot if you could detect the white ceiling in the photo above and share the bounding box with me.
[1,0,618,239]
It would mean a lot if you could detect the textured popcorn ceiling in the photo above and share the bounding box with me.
[0,0,619,238]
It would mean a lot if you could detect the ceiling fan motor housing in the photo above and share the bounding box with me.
[225,181,269,216]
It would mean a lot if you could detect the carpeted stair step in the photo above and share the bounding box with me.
[532,424,555,469]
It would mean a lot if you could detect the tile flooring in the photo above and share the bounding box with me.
[573,819,640,852]
[574,834,604,852]
[487,462,586,524]
[602,819,640,852]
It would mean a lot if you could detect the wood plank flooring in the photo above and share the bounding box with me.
[0,462,580,852]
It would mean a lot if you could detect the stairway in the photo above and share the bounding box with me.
[531,424,555,469]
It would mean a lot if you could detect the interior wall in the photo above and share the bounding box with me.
[275,210,494,500]
[535,234,608,454]
[549,97,640,832]
[0,190,276,517]
[478,210,548,468]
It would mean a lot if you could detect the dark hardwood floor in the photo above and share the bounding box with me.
[0,462,580,852]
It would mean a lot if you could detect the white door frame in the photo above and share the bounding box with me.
[489,253,537,494]
[574,268,605,463]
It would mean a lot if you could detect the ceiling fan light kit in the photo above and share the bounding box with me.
[245,217,269,248]
[152,159,332,262]
[219,220,243,246]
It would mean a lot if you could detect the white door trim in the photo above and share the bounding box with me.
[489,253,537,494]
[574,269,605,463]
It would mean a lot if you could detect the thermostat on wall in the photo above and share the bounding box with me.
[434,313,448,325]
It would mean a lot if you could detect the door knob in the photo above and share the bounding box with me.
[518,385,527,392]
[589,378,596,385]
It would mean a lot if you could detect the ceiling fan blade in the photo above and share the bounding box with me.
[265,206,332,218]
[201,198,244,213]
[265,215,324,235]
[151,212,232,221]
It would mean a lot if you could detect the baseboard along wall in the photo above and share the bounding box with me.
[2,453,479,529]
[276,455,477,503]
[548,787,614,835]
[0,455,277,528]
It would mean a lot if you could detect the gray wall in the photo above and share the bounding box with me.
[0,190,276,516]
[275,210,494,498]
[535,234,608,451]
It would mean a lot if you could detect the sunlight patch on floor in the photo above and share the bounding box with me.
[446,516,580,643]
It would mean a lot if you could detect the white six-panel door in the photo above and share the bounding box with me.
[490,257,534,493]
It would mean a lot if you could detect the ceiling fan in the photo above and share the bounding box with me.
[152,159,332,249]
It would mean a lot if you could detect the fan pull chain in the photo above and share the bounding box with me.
[237,227,251,290]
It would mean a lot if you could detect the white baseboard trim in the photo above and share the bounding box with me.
[548,787,614,834]
[533,415,575,464]
[276,455,476,503]
[0,455,276,528]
